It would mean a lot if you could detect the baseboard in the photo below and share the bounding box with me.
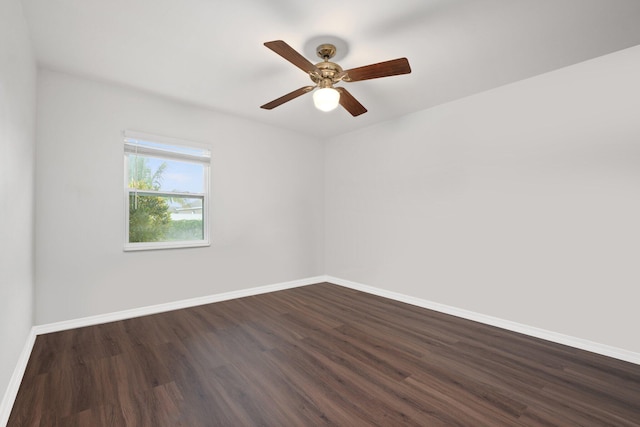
[0,328,37,427]
[34,275,327,335]
[326,276,640,366]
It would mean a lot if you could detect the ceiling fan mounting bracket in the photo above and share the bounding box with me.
[316,43,337,60]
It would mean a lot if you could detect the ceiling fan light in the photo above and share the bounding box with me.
[313,87,340,112]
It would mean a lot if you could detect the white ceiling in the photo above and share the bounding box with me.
[21,0,640,138]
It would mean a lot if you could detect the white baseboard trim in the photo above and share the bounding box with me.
[34,275,327,335]
[326,276,640,366]
[0,328,37,427]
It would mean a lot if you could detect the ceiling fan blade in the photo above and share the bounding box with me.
[264,40,316,73]
[261,86,315,110]
[336,87,367,116]
[344,58,411,82]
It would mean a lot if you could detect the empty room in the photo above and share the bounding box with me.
[2,0,640,425]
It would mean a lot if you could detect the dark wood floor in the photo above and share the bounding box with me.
[9,283,640,426]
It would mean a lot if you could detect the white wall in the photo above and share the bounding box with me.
[325,45,640,354]
[35,70,323,324]
[0,0,36,408]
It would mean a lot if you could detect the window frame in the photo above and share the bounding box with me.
[123,130,211,251]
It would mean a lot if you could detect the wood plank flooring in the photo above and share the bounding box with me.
[9,283,640,426]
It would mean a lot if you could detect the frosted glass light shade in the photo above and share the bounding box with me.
[313,88,340,112]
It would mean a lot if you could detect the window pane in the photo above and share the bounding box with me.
[129,193,204,242]
[128,155,204,193]
[124,132,210,250]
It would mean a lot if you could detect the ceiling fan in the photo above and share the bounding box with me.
[260,40,412,116]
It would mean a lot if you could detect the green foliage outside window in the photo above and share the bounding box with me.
[128,158,171,242]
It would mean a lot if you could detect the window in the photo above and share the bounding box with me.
[124,131,211,251]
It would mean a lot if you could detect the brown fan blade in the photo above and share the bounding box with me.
[264,40,316,73]
[344,58,411,82]
[336,87,367,117]
[261,86,315,110]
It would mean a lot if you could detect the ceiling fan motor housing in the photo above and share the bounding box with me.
[311,61,344,87]
[308,43,346,88]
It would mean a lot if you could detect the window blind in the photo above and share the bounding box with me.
[123,130,210,165]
